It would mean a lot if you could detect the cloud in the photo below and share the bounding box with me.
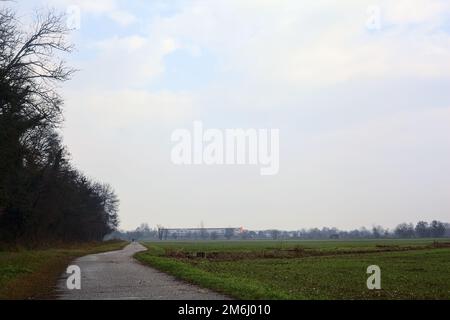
[70,0,450,104]
[47,0,137,26]
[146,0,450,87]
[106,9,136,26]
[384,0,450,25]
[72,35,180,89]
[15,0,448,229]
[65,89,194,128]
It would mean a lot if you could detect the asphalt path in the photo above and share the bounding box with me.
[56,242,227,300]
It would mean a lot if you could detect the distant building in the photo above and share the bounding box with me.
[160,227,243,240]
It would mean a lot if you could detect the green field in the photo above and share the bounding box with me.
[0,241,127,299]
[136,239,450,300]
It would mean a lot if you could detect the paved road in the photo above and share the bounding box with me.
[56,242,227,300]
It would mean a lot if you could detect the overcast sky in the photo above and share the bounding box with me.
[8,0,450,230]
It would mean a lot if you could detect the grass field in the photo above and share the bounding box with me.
[136,239,450,300]
[0,241,128,299]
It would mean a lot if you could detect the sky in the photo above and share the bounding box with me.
[7,0,450,231]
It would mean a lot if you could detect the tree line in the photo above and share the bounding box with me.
[112,220,450,241]
[0,7,119,245]
[394,221,447,239]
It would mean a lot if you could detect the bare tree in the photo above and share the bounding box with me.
[1,7,119,244]
[1,9,75,127]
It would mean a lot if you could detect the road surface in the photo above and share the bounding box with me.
[56,242,227,300]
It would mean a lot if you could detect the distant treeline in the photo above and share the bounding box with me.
[111,221,450,241]
[0,8,119,244]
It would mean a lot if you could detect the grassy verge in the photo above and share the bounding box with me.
[135,240,450,300]
[136,249,288,299]
[0,240,128,300]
